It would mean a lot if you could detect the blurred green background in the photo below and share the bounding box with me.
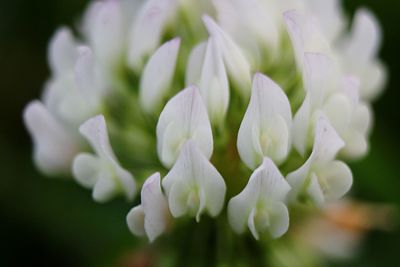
[0,0,399,266]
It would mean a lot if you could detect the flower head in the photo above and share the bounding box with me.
[23,0,386,261]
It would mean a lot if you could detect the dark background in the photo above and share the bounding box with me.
[0,1,399,266]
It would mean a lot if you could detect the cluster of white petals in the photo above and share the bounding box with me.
[24,0,385,243]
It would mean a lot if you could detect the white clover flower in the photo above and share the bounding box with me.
[24,0,386,258]
[292,52,372,159]
[73,115,136,202]
[85,0,125,71]
[24,28,103,175]
[228,157,291,240]
[162,140,226,222]
[237,73,292,169]
[156,86,213,168]
[127,172,170,242]
[288,115,353,206]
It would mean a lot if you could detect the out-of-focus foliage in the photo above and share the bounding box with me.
[0,0,399,266]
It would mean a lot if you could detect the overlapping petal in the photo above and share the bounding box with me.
[162,141,226,222]
[73,115,136,202]
[23,101,81,175]
[156,86,213,168]
[203,15,252,97]
[228,157,291,239]
[186,38,230,125]
[128,0,177,71]
[140,38,181,113]
[238,73,292,169]
[287,115,352,206]
[127,173,170,242]
[284,10,331,69]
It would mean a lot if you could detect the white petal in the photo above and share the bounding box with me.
[237,73,292,169]
[139,38,181,113]
[340,131,368,159]
[303,52,337,106]
[259,158,291,200]
[198,38,230,125]
[353,103,371,135]
[72,153,102,188]
[89,0,124,68]
[168,180,192,218]
[185,41,207,86]
[312,114,344,164]
[228,179,259,234]
[283,10,330,68]
[113,163,136,201]
[74,46,102,109]
[48,27,79,75]
[57,76,96,126]
[268,201,290,238]
[156,87,213,168]
[341,76,361,106]
[78,115,136,202]
[79,115,116,161]
[128,0,177,70]
[288,115,344,204]
[306,0,345,41]
[163,141,226,221]
[202,15,252,97]
[323,93,352,134]
[80,1,103,39]
[228,157,290,237]
[316,161,353,201]
[307,173,325,207]
[344,8,382,64]
[92,170,118,202]
[126,206,146,237]
[247,208,259,240]
[286,156,314,203]
[141,173,169,242]
[338,8,385,101]
[361,60,387,100]
[292,53,337,155]
[44,53,99,127]
[212,0,280,55]
[23,101,80,175]
[292,94,312,156]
